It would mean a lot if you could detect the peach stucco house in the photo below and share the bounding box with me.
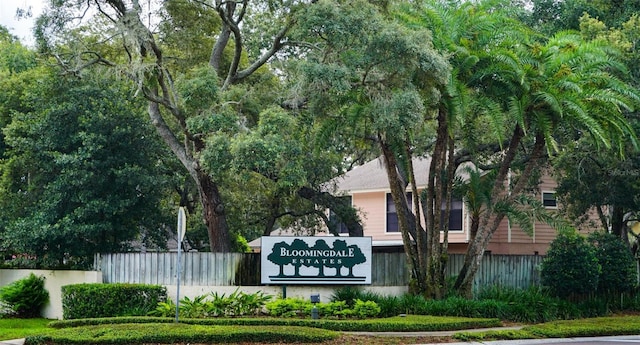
[330,157,560,255]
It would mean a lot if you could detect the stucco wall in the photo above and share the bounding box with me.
[167,285,408,305]
[0,269,103,319]
[1,269,407,319]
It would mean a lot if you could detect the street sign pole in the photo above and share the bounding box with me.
[175,207,186,323]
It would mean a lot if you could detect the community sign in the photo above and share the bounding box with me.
[261,236,372,285]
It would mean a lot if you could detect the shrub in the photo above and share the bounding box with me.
[0,273,49,318]
[373,295,400,317]
[62,283,166,319]
[154,289,273,318]
[179,295,209,318]
[148,300,176,318]
[353,299,381,318]
[30,322,339,344]
[588,231,637,293]
[313,301,350,318]
[265,298,311,317]
[541,230,600,297]
[330,286,380,307]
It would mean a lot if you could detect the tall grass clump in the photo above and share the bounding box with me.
[330,287,381,307]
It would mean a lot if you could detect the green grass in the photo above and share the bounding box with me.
[0,318,53,340]
[2,315,497,342]
[32,323,339,344]
[47,315,501,332]
[454,315,640,342]
[7,315,640,344]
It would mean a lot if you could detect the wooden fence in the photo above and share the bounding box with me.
[96,252,543,290]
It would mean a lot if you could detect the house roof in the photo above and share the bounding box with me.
[330,156,431,193]
[330,156,475,194]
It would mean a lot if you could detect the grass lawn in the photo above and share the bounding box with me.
[0,315,495,344]
[5,315,640,345]
[0,318,52,340]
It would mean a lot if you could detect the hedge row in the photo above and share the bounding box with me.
[454,315,640,342]
[61,284,166,319]
[47,314,501,332]
[26,323,338,345]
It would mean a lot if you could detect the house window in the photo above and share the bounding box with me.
[442,198,464,231]
[386,192,412,233]
[542,192,557,209]
[329,196,352,234]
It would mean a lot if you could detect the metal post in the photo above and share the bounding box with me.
[175,243,181,323]
[175,207,186,323]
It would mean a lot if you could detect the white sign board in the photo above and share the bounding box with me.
[261,236,372,285]
[177,207,186,242]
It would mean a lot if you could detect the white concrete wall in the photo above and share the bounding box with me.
[166,285,408,304]
[1,269,407,319]
[0,269,102,319]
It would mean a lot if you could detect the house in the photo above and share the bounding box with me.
[328,157,561,255]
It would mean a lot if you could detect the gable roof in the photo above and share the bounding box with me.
[330,156,477,194]
[331,157,432,193]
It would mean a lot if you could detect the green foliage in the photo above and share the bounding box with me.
[148,289,272,318]
[264,298,310,318]
[265,297,380,319]
[61,284,167,320]
[460,315,640,342]
[0,273,49,318]
[28,323,338,345]
[148,300,176,318]
[588,231,637,293]
[178,295,209,319]
[330,286,380,308]
[312,301,351,318]
[0,318,51,340]
[328,286,632,323]
[541,230,637,298]
[45,314,501,333]
[0,70,171,268]
[176,66,221,115]
[353,299,381,318]
[541,230,601,297]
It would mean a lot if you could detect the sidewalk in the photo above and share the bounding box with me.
[0,339,24,345]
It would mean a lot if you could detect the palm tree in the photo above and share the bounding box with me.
[454,31,640,297]
[394,0,530,298]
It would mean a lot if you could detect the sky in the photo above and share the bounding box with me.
[0,0,45,46]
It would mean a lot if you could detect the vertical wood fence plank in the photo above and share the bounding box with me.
[96,252,547,290]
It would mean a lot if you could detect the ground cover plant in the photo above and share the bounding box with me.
[15,315,499,345]
[25,323,340,345]
[46,315,501,332]
[8,313,640,345]
[454,314,640,342]
[149,289,271,318]
[330,285,640,323]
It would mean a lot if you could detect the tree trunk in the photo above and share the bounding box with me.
[379,139,425,293]
[610,206,626,242]
[423,106,453,299]
[147,99,232,252]
[197,170,231,252]
[454,125,529,297]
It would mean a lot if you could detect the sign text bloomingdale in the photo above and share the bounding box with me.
[261,236,372,285]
